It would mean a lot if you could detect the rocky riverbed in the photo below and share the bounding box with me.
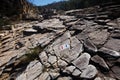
[0,3,120,80]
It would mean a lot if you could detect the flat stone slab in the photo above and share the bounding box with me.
[24,28,37,32]
[23,28,38,36]
[117,58,120,63]
[111,66,120,80]
[111,33,120,39]
[52,31,71,46]
[104,77,116,80]
[39,51,48,65]
[49,72,60,80]
[28,33,56,48]
[80,65,98,79]
[57,77,72,80]
[94,77,102,80]
[76,31,89,40]
[33,19,65,30]
[99,47,120,58]
[57,59,68,68]
[53,36,83,62]
[59,15,76,21]
[63,66,76,74]
[16,60,43,80]
[91,55,109,70]
[71,25,86,31]
[36,72,51,80]
[88,30,110,47]
[53,39,70,57]
[72,69,81,76]
[48,56,57,64]
[83,39,98,53]
[104,38,120,52]
[72,53,91,70]
[107,22,117,26]
[49,32,83,62]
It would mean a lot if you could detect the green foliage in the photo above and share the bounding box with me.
[15,46,44,67]
[25,46,44,62]
[26,47,42,60]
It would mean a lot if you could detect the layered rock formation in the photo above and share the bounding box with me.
[0,0,39,20]
[0,3,120,80]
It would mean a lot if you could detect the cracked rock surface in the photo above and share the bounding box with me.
[0,3,120,80]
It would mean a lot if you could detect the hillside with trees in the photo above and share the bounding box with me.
[0,0,39,29]
[40,0,120,10]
